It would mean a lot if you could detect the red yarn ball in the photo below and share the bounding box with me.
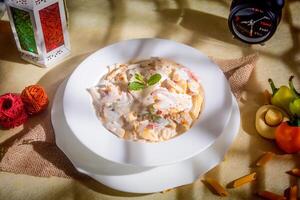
[0,93,28,129]
[21,85,49,115]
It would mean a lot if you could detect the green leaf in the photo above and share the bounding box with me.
[152,114,161,121]
[148,105,155,114]
[128,81,145,91]
[134,73,145,84]
[147,74,162,86]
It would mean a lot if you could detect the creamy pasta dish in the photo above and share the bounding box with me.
[88,58,204,142]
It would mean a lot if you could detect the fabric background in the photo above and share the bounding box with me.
[0,54,258,179]
[0,0,300,199]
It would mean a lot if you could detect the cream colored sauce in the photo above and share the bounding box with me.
[88,58,204,142]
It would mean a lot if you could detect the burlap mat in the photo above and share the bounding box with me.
[0,53,259,179]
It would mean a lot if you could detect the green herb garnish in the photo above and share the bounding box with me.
[150,114,162,122]
[148,105,162,122]
[135,72,146,84]
[139,105,162,122]
[148,105,155,114]
[147,74,162,86]
[128,73,161,91]
[128,81,145,91]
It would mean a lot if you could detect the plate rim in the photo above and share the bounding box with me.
[52,78,240,193]
[62,38,233,167]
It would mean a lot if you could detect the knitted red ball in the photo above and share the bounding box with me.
[0,93,28,129]
[21,85,49,115]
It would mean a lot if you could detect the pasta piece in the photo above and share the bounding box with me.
[178,80,187,93]
[231,172,256,188]
[256,152,274,167]
[204,178,229,197]
[190,95,203,120]
[124,112,137,122]
[257,190,287,200]
[288,168,300,177]
[140,128,157,141]
[177,123,189,133]
[288,185,298,200]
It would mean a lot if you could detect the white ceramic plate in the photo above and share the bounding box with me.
[52,79,240,193]
[63,38,233,167]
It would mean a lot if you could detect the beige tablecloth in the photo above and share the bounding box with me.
[0,0,300,199]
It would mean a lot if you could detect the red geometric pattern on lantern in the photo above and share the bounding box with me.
[39,2,64,53]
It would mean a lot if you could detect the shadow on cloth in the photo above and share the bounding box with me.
[0,54,89,178]
[156,8,252,49]
[35,53,147,197]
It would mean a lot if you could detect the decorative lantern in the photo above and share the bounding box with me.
[5,0,70,67]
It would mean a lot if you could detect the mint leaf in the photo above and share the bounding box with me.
[135,73,145,84]
[147,74,162,86]
[128,81,145,91]
[148,105,155,114]
[151,114,161,122]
